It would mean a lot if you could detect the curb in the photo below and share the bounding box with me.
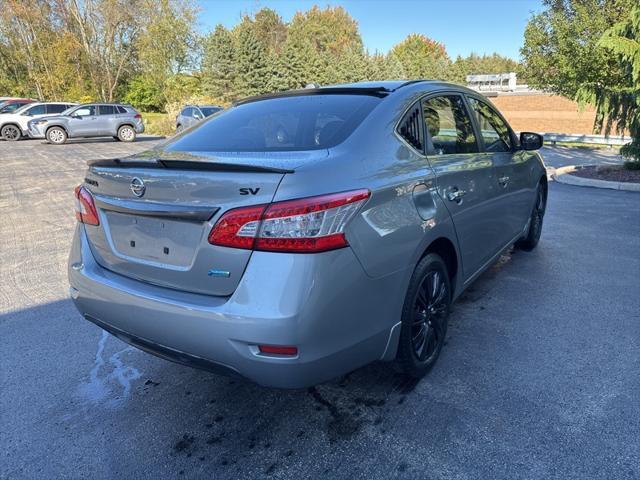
[551,165,640,192]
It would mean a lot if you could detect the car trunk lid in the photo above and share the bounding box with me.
[80,153,307,296]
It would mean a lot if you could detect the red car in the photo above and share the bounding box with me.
[0,98,36,114]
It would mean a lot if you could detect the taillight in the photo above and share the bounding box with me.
[134,114,142,119]
[74,185,99,226]
[208,189,370,253]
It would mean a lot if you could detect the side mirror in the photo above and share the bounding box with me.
[520,132,543,151]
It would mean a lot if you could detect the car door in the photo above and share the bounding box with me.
[97,105,117,135]
[422,93,502,281]
[67,105,97,136]
[467,95,530,242]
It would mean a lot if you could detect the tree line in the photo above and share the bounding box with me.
[0,1,522,111]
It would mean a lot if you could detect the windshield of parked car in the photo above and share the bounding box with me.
[200,107,222,117]
[166,94,382,152]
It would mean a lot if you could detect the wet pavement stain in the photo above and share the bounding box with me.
[174,434,195,453]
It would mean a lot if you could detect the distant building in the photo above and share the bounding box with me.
[466,72,518,92]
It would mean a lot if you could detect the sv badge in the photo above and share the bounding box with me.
[239,188,260,195]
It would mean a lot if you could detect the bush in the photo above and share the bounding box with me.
[621,140,640,170]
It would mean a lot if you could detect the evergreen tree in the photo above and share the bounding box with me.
[202,24,237,103]
[235,26,269,97]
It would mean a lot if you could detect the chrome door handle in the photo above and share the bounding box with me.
[447,189,466,202]
[498,175,510,186]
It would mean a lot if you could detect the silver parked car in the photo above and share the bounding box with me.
[28,103,144,144]
[176,105,223,131]
[0,102,76,140]
[68,81,546,388]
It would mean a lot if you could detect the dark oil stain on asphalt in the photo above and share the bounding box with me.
[174,434,195,453]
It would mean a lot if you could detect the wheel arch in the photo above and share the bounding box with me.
[45,124,67,135]
[421,236,459,297]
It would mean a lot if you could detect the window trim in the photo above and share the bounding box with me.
[395,100,427,155]
[464,93,518,153]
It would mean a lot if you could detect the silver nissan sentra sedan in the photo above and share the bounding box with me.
[68,81,546,388]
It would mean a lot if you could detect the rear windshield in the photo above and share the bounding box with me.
[166,94,381,152]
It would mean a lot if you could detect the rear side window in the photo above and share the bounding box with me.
[99,105,115,115]
[397,103,424,152]
[467,97,512,153]
[46,104,68,114]
[167,94,382,152]
[422,95,478,155]
[116,105,127,114]
[181,107,192,117]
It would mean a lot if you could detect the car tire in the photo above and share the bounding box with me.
[176,124,183,133]
[1,124,21,141]
[112,136,121,142]
[46,127,67,145]
[117,125,136,142]
[396,253,451,379]
[515,180,546,251]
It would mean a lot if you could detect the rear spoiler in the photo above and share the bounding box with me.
[87,158,294,174]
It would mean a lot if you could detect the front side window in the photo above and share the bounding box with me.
[98,105,115,115]
[167,94,381,152]
[467,97,512,153]
[24,104,46,116]
[422,95,478,155]
[73,106,96,117]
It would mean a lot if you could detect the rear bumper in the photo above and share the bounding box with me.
[68,225,406,388]
[134,122,145,134]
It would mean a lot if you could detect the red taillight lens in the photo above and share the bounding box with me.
[74,185,99,226]
[258,345,298,356]
[208,189,370,253]
[134,114,142,119]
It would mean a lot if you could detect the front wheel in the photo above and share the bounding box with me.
[46,127,67,145]
[396,253,451,378]
[515,181,546,251]
[117,125,136,142]
[1,124,21,141]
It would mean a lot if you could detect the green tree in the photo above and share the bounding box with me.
[388,34,452,80]
[521,0,633,99]
[235,26,269,97]
[288,6,363,56]
[202,24,237,103]
[579,6,640,165]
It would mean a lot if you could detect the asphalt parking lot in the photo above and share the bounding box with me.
[1,138,639,479]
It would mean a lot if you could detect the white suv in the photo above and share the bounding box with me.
[0,102,76,141]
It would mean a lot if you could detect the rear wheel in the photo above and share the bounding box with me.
[117,125,136,142]
[515,181,546,251]
[46,127,67,145]
[1,124,21,141]
[396,253,451,378]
